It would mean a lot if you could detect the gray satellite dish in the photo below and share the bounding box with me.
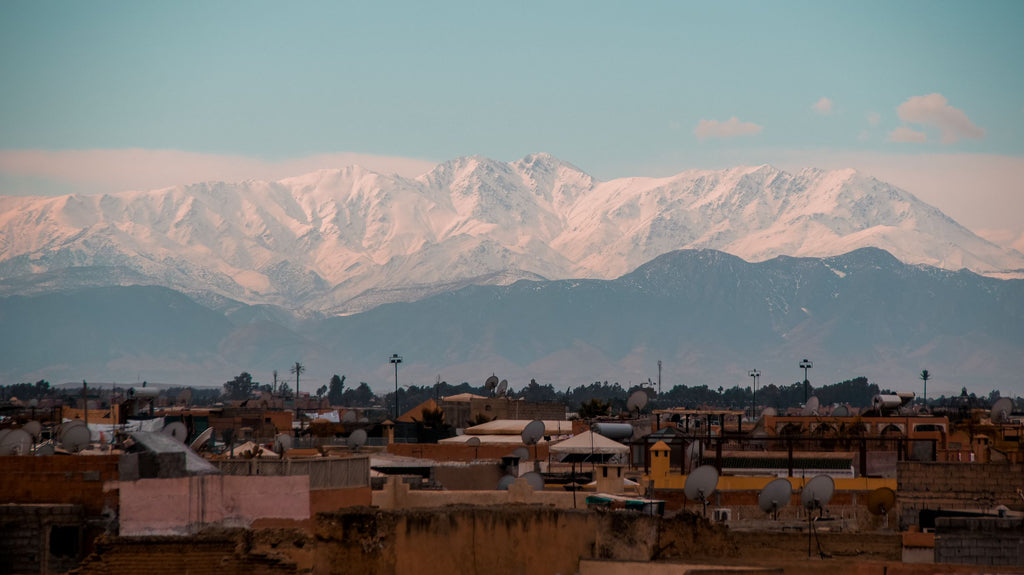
[34,443,55,457]
[801,396,820,416]
[347,429,367,449]
[626,390,649,413]
[0,429,33,455]
[684,440,702,472]
[510,447,529,461]
[0,429,10,444]
[190,427,215,451]
[761,407,778,417]
[274,433,294,453]
[832,405,850,417]
[495,379,508,397]
[992,397,1014,424]
[59,420,86,441]
[22,421,42,441]
[684,465,719,503]
[342,410,357,424]
[521,420,545,446]
[497,475,516,490]
[485,375,499,395]
[466,436,481,447]
[758,478,792,519]
[61,426,91,453]
[801,475,835,512]
[520,471,545,491]
[162,421,188,443]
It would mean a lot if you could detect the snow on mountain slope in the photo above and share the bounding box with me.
[1,154,1021,313]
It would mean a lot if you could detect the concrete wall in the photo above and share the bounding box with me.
[73,534,298,575]
[115,475,310,535]
[934,517,1024,566]
[387,442,550,461]
[897,462,1024,528]
[372,476,579,510]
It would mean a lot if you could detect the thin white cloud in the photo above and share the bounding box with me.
[888,126,928,143]
[896,93,985,144]
[812,97,833,115]
[694,117,763,141]
[0,149,438,196]
[866,111,881,126]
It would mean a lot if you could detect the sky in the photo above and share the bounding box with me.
[2,1,1023,249]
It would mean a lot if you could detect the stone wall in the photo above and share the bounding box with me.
[72,534,298,575]
[934,517,1024,566]
[0,504,85,575]
[897,462,1024,528]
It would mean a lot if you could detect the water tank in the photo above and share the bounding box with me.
[592,423,634,441]
[872,394,901,410]
[132,387,160,398]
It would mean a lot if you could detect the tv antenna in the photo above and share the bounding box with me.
[627,390,649,415]
[758,478,792,520]
[991,397,1014,424]
[0,429,32,455]
[866,487,896,529]
[683,464,719,518]
[347,429,367,451]
[162,421,188,443]
[801,475,835,558]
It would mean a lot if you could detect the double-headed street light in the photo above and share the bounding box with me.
[748,369,761,418]
[389,354,403,419]
[799,359,813,402]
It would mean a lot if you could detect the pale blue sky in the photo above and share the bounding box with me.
[1,1,1023,240]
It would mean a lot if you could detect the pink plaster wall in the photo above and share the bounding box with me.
[115,475,310,535]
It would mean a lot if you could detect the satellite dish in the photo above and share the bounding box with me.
[627,390,649,413]
[684,465,719,502]
[832,405,850,417]
[497,475,516,490]
[0,429,10,444]
[866,487,896,516]
[684,440,702,471]
[347,429,367,449]
[190,427,215,451]
[521,420,545,446]
[22,421,42,441]
[761,407,778,417]
[35,443,55,456]
[758,478,792,519]
[992,397,1014,424]
[485,375,499,395]
[0,429,33,455]
[496,379,508,397]
[466,436,481,447]
[162,422,188,443]
[274,433,294,453]
[59,420,86,441]
[61,426,91,453]
[510,447,529,461]
[801,396,820,416]
[520,471,545,491]
[342,410,357,424]
[801,475,835,512]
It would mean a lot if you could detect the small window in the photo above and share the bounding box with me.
[49,526,79,558]
[602,467,608,477]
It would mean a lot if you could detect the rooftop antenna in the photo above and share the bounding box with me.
[627,390,648,417]
[866,487,896,530]
[347,429,367,452]
[162,421,188,443]
[758,478,792,520]
[485,375,499,397]
[0,429,33,455]
[683,464,719,518]
[991,397,1014,424]
[801,475,835,558]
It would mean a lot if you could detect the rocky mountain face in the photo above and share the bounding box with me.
[2,249,1021,394]
[1,154,1021,315]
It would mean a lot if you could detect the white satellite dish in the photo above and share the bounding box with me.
[495,379,508,397]
[274,433,294,453]
[684,464,719,517]
[162,421,188,443]
[992,397,1014,424]
[832,405,850,417]
[0,429,33,455]
[521,420,545,446]
[801,475,835,513]
[61,426,91,453]
[684,440,702,472]
[801,396,820,416]
[347,429,367,450]
[758,478,792,520]
[626,390,649,413]
[189,427,215,451]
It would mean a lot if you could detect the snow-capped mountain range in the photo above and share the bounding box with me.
[1,153,1021,314]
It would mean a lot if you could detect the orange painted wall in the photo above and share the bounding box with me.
[309,487,372,513]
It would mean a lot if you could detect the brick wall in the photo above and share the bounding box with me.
[897,462,1024,528]
[0,504,85,575]
[0,455,120,515]
[934,517,1024,565]
[72,534,297,575]
[386,442,549,461]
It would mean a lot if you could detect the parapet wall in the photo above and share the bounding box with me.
[0,455,120,515]
[897,462,1024,528]
[935,517,1024,566]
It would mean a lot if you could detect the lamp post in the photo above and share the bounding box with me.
[389,354,403,419]
[748,369,760,418]
[657,360,662,397]
[799,359,813,402]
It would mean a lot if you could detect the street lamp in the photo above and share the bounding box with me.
[799,359,813,402]
[748,369,761,417]
[389,353,403,419]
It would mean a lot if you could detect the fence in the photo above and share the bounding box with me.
[212,456,370,489]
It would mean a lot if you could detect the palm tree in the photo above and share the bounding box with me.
[920,369,931,406]
[290,362,305,398]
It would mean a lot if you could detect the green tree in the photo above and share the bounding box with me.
[577,398,611,419]
[920,369,931,405]
[223,372,258,400]
[315,385,328,398]
[290,362,306,397]
[328,374,345,405]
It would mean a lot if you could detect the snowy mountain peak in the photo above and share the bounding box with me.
[1,154,1021,314]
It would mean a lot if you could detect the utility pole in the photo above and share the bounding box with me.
[749,369,760,418]
[390,354,403,419]
[657,360,662,397]
[799,359,813,402]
